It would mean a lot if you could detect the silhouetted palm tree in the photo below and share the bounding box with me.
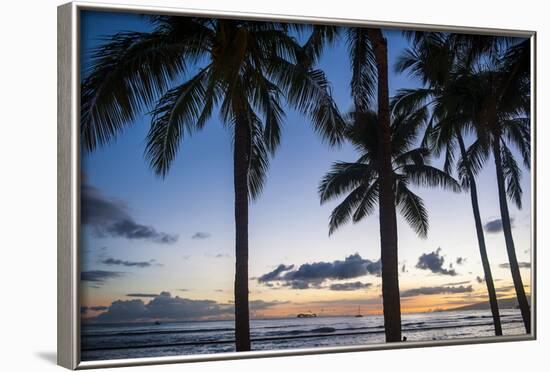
[459,40,531,332]
[393,32,503,335]
[80,16,345,351]
[395,33,531,333]
[318,108,461,317]
[344,27,406,342]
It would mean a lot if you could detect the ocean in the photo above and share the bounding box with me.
[81,308,526,361]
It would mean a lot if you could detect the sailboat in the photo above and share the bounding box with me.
[354,306,363,318]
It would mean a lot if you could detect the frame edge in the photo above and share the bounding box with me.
[58,2,78,370]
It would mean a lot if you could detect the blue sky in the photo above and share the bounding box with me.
[79,11,531,321]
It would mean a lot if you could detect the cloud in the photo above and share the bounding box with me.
[456,257,466,265]
[249,300,290,310]
[257,254,381,289]
[126,293,159,298]
[87,292,284,323]
[442,280,471,286]
[329,281,372,291]
[81,182,177,244]
[499,262,531,269]
[401,285,473,297]
[81,305,109,314]
[192,232,211,239]
[101,258,154,268]
[258,264,295,282]
[416,248,457,276]
[476,276,484,283]
[81,270,123,284]
[484,218,514,233]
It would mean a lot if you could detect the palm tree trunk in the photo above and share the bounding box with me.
[492,133,531,333]
[367,28,402,342]
[234,113,251,351]
[456,131,502,336]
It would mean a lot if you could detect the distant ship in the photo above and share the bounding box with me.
[154,320,162,325]
[355,306,363,318]
[297,311,317,318]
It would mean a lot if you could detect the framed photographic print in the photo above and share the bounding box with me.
[57,1,536,369]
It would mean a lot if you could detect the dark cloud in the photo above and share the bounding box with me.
[81,270,123,284]
[401,285,473,297]
[258,254,381,289]
[101,258,154,268]
[329,281,372,291]
[456,257,466,265]
[499,262,530,269]
[442,280,471,286]
[81,182,177,244]
[191,232,211,239]
[416,248,457,276]
[484,218,514,233]
[126,293,159,298]
[476,276,485,284]
[258,264,295,282]
[87,292,284,323]
[401,264,407,273]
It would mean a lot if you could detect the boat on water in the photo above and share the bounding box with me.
[355,306,363,318]
[297,311,317,318]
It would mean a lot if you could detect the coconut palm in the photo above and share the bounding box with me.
[393,32,503,335]
[458,43,531,332]
[344,27,406,342]
[318,108,461,319]
[80,16,345,351]
[395,33,531,333]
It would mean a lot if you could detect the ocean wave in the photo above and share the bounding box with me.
[82,327,234,338]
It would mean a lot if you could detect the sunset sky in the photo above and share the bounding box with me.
[79,11,532,323]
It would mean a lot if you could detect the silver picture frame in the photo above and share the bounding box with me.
[57,1,537,369]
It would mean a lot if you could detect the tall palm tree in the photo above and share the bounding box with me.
[461,42,531,332]
[80,16,345,351]
[344,28,405,342]
[395,33,531,333]
[393,33,503,335]
[318,108,461,326]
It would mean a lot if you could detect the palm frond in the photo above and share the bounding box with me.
[461,138,490,177]
[396,181,429,238]
[144,68,210,177]
[346,28,376,110]
[269,58,346,146]
[501,117,531,168]
[500,141,523,209]
[328,185,368,235]
[81,31,190,151]
[243,104,270,201]
[401,164,461,192]
[352,181,379,223]
[319,162,375,204]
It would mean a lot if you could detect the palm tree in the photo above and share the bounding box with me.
[343,27,405,342]
[80,16,345,351]
[318,108,461,328]
[461,42,531,332]
[393,33,503,335]
[395,33,531,333]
